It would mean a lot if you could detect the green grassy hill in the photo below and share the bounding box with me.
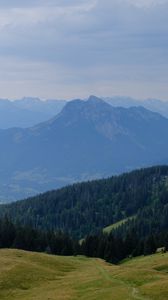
[0,249,168,300]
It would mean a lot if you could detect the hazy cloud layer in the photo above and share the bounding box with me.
[0,0,167,99]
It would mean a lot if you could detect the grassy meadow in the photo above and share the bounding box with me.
[0,249,168,300]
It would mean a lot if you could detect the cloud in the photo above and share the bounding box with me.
[128,0,168,7]
[0,0,167,99]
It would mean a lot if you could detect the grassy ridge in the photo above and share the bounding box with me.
[0,249,168,299]
[103,216,136,233]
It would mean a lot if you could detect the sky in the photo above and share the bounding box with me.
[0,0,168,100]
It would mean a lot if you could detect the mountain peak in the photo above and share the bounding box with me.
[59,96,112,121]
[87,95,105,104]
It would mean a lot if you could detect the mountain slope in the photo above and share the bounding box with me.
[0,96,168,201]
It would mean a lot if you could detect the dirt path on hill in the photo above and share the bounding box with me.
[95,260,150,300]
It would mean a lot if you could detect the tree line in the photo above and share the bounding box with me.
[0,216,167,264]
[0,217,78,256]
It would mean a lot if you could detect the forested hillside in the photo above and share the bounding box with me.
[1,166,168,239]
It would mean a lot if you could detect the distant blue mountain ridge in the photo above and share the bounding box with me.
[0,97,66,128]
[0,95,168,128]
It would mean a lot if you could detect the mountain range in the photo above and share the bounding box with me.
[104,96,168,119]
[0,97,66,128]
[0,96,168,129]
[0,96,168,202]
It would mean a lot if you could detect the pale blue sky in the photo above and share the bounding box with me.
[0,0,167,100]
